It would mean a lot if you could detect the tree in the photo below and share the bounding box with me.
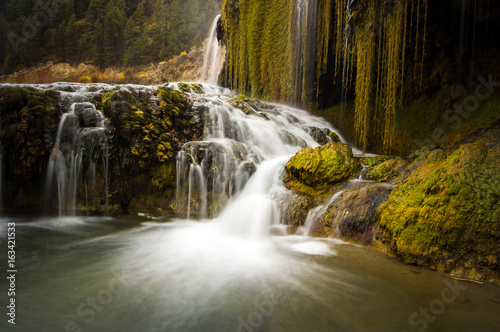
[132,2,146,28]
[92,19,105,67]
[54,20,67,59]
[50,0,74,28]
[64,14,78,61]
[0,14,7,65]
[103,3,126,66]
[74,0,91,19]
[86,0,108,23]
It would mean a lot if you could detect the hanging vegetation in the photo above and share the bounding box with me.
[221,0,429,153]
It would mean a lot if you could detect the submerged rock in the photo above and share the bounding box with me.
[375,143,500,283]
[283,142,359,197]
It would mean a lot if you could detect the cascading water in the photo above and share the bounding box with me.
[45,87,109,216]
[175,83,343,235]
[199,14,225,84]
[0,123,3,215]
[294,0,319,105]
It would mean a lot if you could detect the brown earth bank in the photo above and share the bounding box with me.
[0,45,205,85]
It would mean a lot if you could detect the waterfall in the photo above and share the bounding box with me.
[294,0,319,105]
[46,91,109,216]
[0,122,3,215]
[199,14,225,84]
[175,83,345,239]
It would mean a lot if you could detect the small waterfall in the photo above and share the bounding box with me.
[297,190,344,236]
[296,179,377,236]
[199,14,225,84]
[294,0,319,105]
[46,95,108,216]
[0,123,3,215]
[175,85,343,229]
[342,0,354,102]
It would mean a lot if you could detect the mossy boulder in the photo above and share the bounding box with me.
[375,143,500,283]
[284,142,359,197]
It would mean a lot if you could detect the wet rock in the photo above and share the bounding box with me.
[304,126,341,145]
[74,102,103,128]
[272,189,317,228]
[323,183,394,244]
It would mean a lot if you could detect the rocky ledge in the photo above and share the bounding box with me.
[280,125,499,284]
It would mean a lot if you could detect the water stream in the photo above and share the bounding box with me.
[199,14,225,84]
[45,88,109,216]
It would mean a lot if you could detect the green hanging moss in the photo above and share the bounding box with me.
[222,0,429,154]
[354,0,376,152]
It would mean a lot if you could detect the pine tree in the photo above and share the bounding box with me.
[86,0,108,23]
[103,3,126,66]
[54,20,67,59]
[74,0,91,19]
[132,3,146,28]
[0,14,7,66]
[64,14,78,61]
[93,19,105,67]
[50,0,75,28]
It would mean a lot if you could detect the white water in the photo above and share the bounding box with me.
[294,0,319,104]
[45,88,109,216]
[199,14,225,84]
[175,82,344,222]
[0,124,2,215]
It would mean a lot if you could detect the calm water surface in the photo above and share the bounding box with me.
[1,216,499,332]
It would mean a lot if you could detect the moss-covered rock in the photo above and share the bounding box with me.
[99,86,203,216]
[367,158,408,183]
[0,86,61,213]
[283,142,359,197]
[375,143,500,283]
[359,155,394,167]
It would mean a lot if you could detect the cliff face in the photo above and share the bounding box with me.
[220,0,500,154]
[0,84,203,215]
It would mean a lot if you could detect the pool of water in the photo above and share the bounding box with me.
[1,216,499,332]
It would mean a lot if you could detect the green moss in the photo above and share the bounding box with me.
[151,162,176,190]
[284,142,359,197]
[101,87,192,169]
[376,143,500,279]
[367,158,407,182]
[359,155,394,167]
